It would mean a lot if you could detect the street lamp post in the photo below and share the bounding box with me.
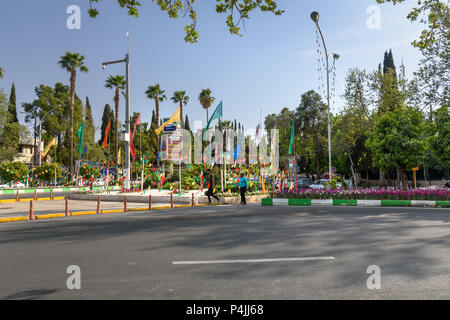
[102,54,131,190]
[311,11,339,181]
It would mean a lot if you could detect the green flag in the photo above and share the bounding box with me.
[77,121,84,154]
[289,120,294,154]
[203,101,223,138]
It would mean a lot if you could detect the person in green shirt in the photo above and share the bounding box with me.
[237,172,249,205]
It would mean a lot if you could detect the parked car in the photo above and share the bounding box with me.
[445,180,450,188]
[297,179,314,189]
[310,179,342,189]
[0,183,10,189]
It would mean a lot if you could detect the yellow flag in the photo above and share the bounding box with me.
[155,107,181,135]
[118,148,121,165]
[41,137,56,159]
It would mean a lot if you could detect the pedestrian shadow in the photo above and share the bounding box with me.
[3,288,58,300]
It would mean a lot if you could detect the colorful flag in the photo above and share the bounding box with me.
[289,120,294,154]
[118,148,122,165]
[102,119,111,148]
[155,107,181,135]
[80,145,88,161]
[203,101,223,138]
[77,121,84,154]
[129,113,141,147]
[41,137,56,159]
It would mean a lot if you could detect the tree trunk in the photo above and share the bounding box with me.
[115,86,120,166]
[69,69,76,179]
[347,152,358,187]
[379,169,386,187]
[180,101,184,129]
[206,108,209,123]
[156,97,160,166]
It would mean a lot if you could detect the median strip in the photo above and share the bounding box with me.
[262,198,450,208]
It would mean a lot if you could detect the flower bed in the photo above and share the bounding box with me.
[275,188,450,201]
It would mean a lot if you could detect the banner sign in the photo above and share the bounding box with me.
[160,134,183,162]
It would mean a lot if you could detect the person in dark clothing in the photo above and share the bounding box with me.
[206,169,219,203]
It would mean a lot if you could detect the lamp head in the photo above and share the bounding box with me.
[311,11,320,23]
[102,64,106,70]
[333,53,340,60]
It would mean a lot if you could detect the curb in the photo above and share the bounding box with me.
[262,198,450,208]
[0,203,224,224]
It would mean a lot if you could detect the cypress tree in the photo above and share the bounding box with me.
[151,110,156,126]
[184,114,191,131]
[8,82,18,123]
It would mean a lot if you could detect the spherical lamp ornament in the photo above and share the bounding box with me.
[310,11,320,23]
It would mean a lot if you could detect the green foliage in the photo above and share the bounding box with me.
[87,0,283,43]
[0,90,28,161]
[376,0,449,49]
[367,108,427,172]
[80,164,101,180]
[33,163,62,182]
[8,82,18,123]
[430,106,450,165]
[0,162,29,183]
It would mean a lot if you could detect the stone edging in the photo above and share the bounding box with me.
[262,198,450,208]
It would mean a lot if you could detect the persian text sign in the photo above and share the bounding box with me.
[161,134,183,161]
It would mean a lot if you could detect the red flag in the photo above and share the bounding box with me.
[130,141,136,160]
[129,113,141,147]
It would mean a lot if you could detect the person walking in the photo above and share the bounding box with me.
[238,172,249,205]
[206,168,219,203]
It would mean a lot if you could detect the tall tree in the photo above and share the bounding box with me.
[295,90,328,177]
[198,89,215,123]
[0,67,4,79]
[383,49,396,76]
[171,91,189,129]
[105,75,126,164]
[367,107,426,188]
[8,82,18,123]
[145,84,166,130]
[334,68,373,186]
[98,104,116,161]
[151,110,156,126]
[57,52,88,177]
[185,114,191,132]
[0,90,28,161]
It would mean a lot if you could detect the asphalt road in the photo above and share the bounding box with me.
[0,204,449,299]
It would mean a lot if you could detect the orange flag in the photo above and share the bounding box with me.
[102,119,111,148]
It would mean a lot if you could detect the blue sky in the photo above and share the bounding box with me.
[0,0,423,139]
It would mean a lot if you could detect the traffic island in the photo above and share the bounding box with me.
[262,198,450,208]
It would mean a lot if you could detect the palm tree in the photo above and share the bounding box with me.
[198,89,215,122]
[0,67,4,79]
[145,84,167,164]
[105,75,126,165]
[145,84,166,128]
[171,91,189,129]
[58,52,88,177]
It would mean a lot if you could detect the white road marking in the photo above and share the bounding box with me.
[172,256,335,265]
